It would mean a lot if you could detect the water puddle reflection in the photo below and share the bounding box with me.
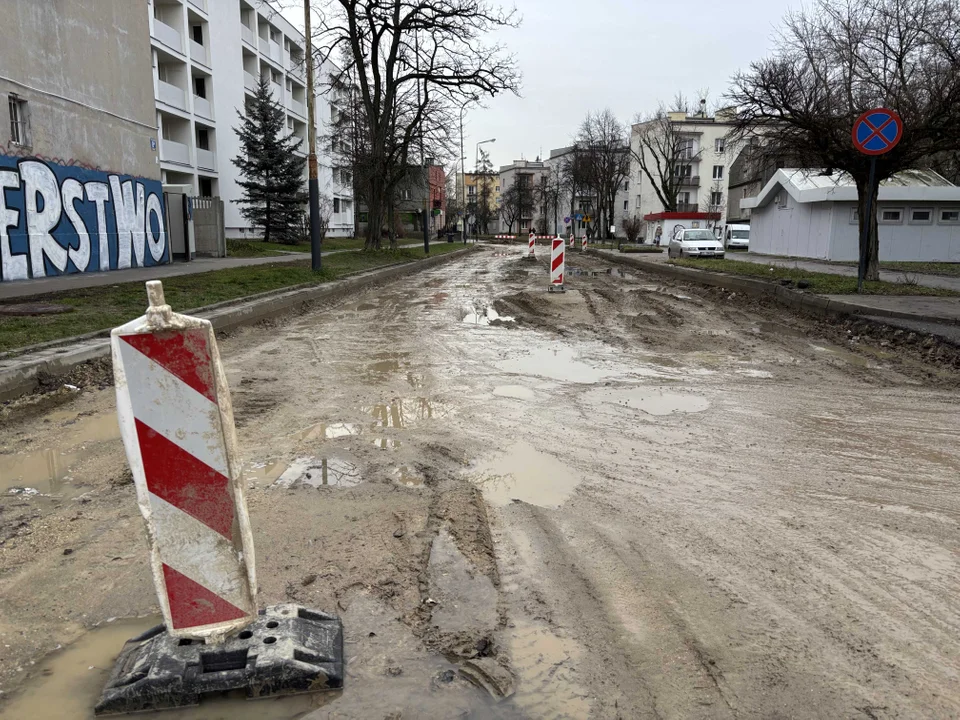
[470,443,581,508]
[372,438,403,451]
[274,455,362,488]
[393,466,424,487]
[295,422,361,442]
[496,343,663,385]
[0,412,119,496]
[507,621,592,718]
[363,397,447,429]
[461,306,515,326]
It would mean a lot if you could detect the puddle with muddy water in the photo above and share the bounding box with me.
[584,387,711,416]
[496,343,664,385]
[470,443,581,508]
[0,412,119,496]
[461,306,515,326]
[507,621,592,719]
[0,618,323,720]
[363,397,447,429]
[273,455,363,488]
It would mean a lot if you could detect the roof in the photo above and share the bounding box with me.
[643,211,722,222]
[741,168,960,209]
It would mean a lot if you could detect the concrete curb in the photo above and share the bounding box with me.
[590,250,960,327]
[0,247,478,403]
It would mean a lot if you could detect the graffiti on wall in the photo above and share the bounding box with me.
[0,155,167,282]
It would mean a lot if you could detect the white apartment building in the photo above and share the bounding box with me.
[545,146,631,238]
[148,0,354,237]
[630,108,736,239]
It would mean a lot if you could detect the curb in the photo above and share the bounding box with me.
[590,250,960,327]
[0,247,478,403]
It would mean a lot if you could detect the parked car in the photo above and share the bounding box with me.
[724,224,750,250]
[667,229,725,259]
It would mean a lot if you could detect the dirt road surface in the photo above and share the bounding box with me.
[1,247,958,719]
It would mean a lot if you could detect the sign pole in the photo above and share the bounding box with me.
[857,156,877,294]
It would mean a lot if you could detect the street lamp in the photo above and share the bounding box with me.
[458,96,479,242]
[473,138,496,241]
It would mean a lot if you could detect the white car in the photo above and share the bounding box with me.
[724,224,750,250]
[667,229,725,259]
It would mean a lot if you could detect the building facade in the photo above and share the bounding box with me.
[148,0,353,237]
[630,108,736,240]
[1,0,168,282]
[358,165,447,239]
[497,159,552,234]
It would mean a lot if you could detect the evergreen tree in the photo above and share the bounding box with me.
[232,78,307,244]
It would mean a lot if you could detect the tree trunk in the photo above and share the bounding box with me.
[365,178,384,251]
[856,177,881,282]
[264,199,271,243]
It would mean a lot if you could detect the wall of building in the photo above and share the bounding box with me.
[0,0,169,282]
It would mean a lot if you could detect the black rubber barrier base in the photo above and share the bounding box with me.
[95,605,344,715]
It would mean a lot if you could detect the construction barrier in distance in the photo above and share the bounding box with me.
[550,237,565,292]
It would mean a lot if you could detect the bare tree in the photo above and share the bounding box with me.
[468,148,496,235]
[315,1,520,250]
[498,181,528,234]
[536,165,564,235]
[631,105,704,213]
[622,215,643,243]
[727,0,960,280]
[574,110,630,239]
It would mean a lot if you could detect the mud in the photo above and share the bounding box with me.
[1,247,959,718]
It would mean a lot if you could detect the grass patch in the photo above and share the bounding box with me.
[620,245,664,254]
[226,237,369,257]
[0,244,465,353]
[669,257,960,296]
[835,261,960,278]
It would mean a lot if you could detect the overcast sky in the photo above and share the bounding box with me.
[283,0,799,170]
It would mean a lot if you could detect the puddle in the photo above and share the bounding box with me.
[273,455,362,488]
[735,369,774,379]
[584,387,711,416]
[364,397,447,429]
[428,530,498,635]
[507,621,592,719]
[492,385,536,401]
[365,352,411,377]
[243,459,288,485]
[393,466,424,487]
[470,443,581,508]
[295,422,362,442]
[495,343,662,385]
[811,344,877,369]
[568,268,634,279]
[0,412,119,496]
[461,306,515,326]
[0,617,327,720]
[372,438,402,451]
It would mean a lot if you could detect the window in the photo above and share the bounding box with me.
[677,191,690,205]
[193,77,206,99]
[849,208,860,225]
[675,164,692,179]
[623,200,629,210]
[199,177,213,197]
[711,191,723,206]
[623,181,629,191]
[879,208,903,224]
[196,128,209,150]
[940,209,960,224]
[715,138,726,153]
[342,170,351,186]
[333,197,341,213]
[678,138,694,159]
[271,70,281,85]
[192,25,204,45]
[495,186,500,192]
[909,208,933,225]
[8,95,29,146]
[712,165,724,180]
[776,192,787,208]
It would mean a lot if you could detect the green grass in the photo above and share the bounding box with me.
[620,246,664,254]
[226,237,369,257]
[669,258,960,296]
[0,244,465,353]
[834,261,960,278]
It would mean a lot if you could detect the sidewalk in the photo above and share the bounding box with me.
[734,253,960,293]
[0,243,433,301]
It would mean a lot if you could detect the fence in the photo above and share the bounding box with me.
[192,196,226,257]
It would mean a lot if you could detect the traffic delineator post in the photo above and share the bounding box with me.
[549,237,565,292]
[525,230,536,260]
[112,280,257,640]
[582,235,588,252]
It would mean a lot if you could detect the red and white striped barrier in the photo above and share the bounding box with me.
[112,281,257,640]
[568,235,575,249]
[528,232,536,258]
[550,237,565,291]
[582,235,588,252]
[494,235,516,240]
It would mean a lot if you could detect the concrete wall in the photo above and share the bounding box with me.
[0,0,159,179]
[751,197,960,261]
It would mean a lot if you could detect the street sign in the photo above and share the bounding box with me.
[564,216,571,224]
[852,108,903,156]
[584,216,592,223]
[575,213,583,222]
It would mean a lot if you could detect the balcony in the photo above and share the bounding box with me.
[152,19,183,54]
[243,71,257,92]
[157,79,186,111]
[288,98,306,118]
[287,55,305,80]
[259,36,270,55]
[160,139,190,165]
[197,148,217,170]
[269,82,283,106]
[188,0,208,12]
[190,40,209,67]
[241,24,256,47]
[677,175,700,188]
[194,95,213,120]
[269,40,283,64]
[674,203,699,213]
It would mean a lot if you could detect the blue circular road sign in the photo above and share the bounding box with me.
[852,108,903,156]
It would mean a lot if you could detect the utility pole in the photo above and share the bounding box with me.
[305,0,321,271]
[415,31,429,255]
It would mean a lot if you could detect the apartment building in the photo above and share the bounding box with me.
[630,107,736,238]
[148,0,354,237]
[1,0,167,281]
[545,146,631,238]
[497,159,552,234]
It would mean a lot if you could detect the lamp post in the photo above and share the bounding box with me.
[458,96,478,242]
[474,138,496,240]
[305,0,321,271]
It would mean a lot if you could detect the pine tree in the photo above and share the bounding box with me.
[232,78,307,244]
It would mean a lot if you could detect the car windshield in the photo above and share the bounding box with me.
[683,231,715,241]
[731,230,749,239]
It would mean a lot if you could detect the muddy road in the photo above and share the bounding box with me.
[1,247,959,719]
